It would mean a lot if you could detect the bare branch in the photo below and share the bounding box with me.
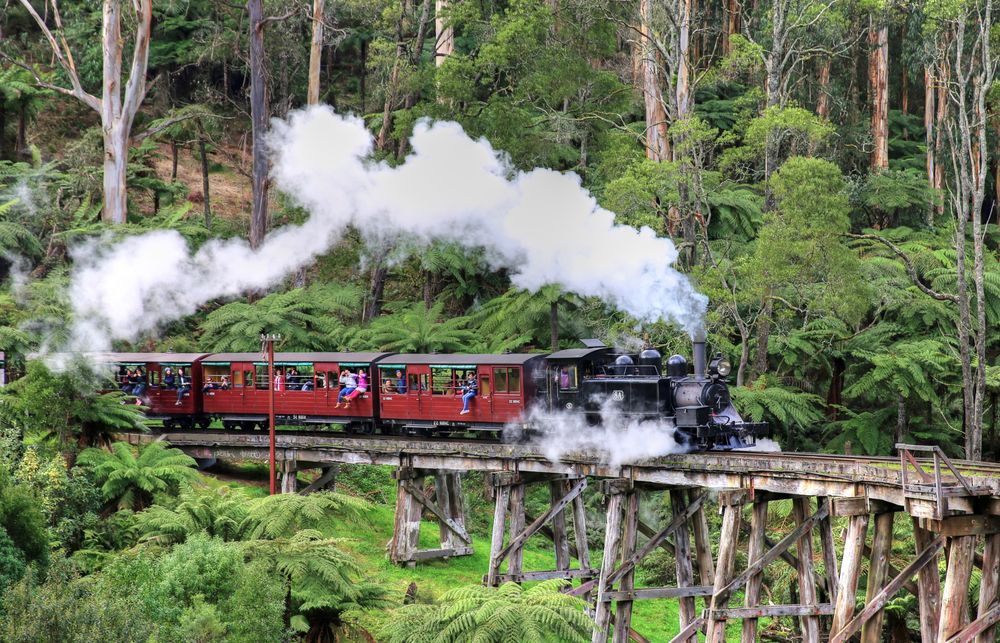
[15,0,100,112]
[847,233,958,303]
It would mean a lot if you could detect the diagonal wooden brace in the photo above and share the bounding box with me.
[715,500,830,606]
[829,535,944,643]
[604,492,706,590]
[402,479,471,545]
[497,477,587,563]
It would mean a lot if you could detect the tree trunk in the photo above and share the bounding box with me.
[816,57,831,119]
[925,66,936,225]
[103,124,129,224]
[724,0,740,55]
[751,292,773,379]
[307,0,326,105]
[171,140,179,180]
[870,16,889,171]
[435,0,453,65]
[896,393,908,445]
[17,0,152,224]
[16,101,27,159]
[376,11,406,152]
[248,0,269,249]
[396,0,435,158]
[934,57,948,217]
[363,245,390,322]
[640,0,670,161]
[199,137,211,228]
[550,300,559,352]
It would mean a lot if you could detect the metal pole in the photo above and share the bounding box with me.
[268,336,276,494]
[261,334,280,495]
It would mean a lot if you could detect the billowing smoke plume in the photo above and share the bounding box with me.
[65,106,706,353]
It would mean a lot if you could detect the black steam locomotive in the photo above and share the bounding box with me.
[543,336,768,450]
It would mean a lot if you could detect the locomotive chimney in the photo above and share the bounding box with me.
[692,329,706,380]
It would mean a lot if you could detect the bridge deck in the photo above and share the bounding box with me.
[131,430,1000,511]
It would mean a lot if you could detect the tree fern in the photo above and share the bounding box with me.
[77,441,198,511]
[381,580,591,643]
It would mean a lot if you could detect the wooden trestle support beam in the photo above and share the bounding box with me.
[584,484,1000,643]
[485,471,594,587]
[389,467,473,565]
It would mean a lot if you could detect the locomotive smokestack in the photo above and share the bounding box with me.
[692,329,706,380]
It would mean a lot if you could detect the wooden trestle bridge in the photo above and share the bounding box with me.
[123,430,1000,643]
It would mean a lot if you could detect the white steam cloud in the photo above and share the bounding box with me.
[514,404,687,467]
[65,106,705,353]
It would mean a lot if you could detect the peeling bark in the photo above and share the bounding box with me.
[869,16,889,171]
[307,0,326,105]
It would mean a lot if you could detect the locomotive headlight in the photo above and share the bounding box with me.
[717,360,732,377]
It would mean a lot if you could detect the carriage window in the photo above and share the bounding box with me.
[509,368,521,394]
[255,365,268,389]
[408,374,420,393]
[495,369,508,393]
[316,371,327,389]
[480,375,492,397]
[149,369,160,387]
[203,365,231,386]
[431,368,457,395]
[283,364,314,390]
[232,370,244,387]
[556,365,577,391]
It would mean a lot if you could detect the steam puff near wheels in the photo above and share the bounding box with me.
[506,402,781,466]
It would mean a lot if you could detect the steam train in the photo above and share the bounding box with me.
[91,337,768,451]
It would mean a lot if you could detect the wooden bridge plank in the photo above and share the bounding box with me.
[939,535,977,640]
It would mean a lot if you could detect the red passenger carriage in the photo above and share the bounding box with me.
[98,353,209,428]
[199,352,392,430]
[377,354,546,433]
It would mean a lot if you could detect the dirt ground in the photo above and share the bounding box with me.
[150,141,253,222]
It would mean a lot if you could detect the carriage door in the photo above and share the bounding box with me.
[478,369,494,419]
[408,366,430,414]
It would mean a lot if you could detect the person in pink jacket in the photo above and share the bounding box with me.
[343,370,368,408]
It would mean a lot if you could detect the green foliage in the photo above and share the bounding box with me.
[77,441,198,511]
[750,157,870,324]
[0,561,154,643]
[380,579,592,643]
[366,301,476,353]
[0,361,146,449]
[0,526,26,597]
[243,489,371,539]
[0,468,48,568]
[200,284,362,352]
[135,485,251,545]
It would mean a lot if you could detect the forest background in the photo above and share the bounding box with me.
[0,0,998,640]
